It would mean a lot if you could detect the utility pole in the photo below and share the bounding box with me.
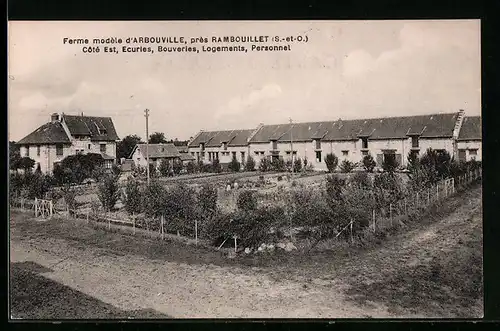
[290,117,294,176]
[145,108,150,185]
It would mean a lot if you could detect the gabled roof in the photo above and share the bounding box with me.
[458,116,481,141]
[62,114,120,141]
[132,143,181,158]
[175,145,189,153]
[249,112,460,142]
[188,129,254,147]
[17,122,71,145]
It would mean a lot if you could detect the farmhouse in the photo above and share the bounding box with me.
[188,129,257,167]
[188,110,482,171]
[457,116,482,162]
[130,143,183,169]
[16,113,120,174]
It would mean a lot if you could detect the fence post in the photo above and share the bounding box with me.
[86,209,89,224]
[416,193,419,209]
[34,198,38,217]
[161,215,164,240]
[133,216,136,235]
[234,236,237,253]
[404,198,407,215]
[427,188,430,205]
[350,221,354,244]
[389,203,392,224]
[49,201,53,218]
[195,219,198,246]
[372,209,376,233]
[436,183,439,200]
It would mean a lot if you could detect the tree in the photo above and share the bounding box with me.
[97,172,121,212]
[259,158,271,172]
[9,141,21,171]
[339,160,356,173]
[362,154,376,173]
[271,157,285,172]
[117,134,142,160]
[325,153,339,173]
[18,157,35,173]
[197,184,217,219]
[228,154,241,172]
[124,177,142,215]
[293,157,303,173]
[148,132,167,144]
[211,158,221,173]
[382,154,398,173]
[245,156,256,171]
[173,159,183,175]
[159,159,172,177]
[186,161,196,174]
[59,153,104,184]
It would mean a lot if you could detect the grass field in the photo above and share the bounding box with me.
[10,183,482,318]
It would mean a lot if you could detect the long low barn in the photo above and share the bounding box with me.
[187,110,481,171]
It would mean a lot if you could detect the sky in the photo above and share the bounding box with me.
[8,20,481,141]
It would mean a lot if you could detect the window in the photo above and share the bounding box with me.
[241,152,245,161]
[255,151,260,155]
[232,151,236,158]
[316,151,322,163]
[200,143,205,151]
[362,138,368,149]
[191,152,195,156]
[88,144,91,150]
[469,149,478,156]
[411,136,419,148]
[223,143,228,151]
[458,149,466,162]
[272,140,278,150]
[315,140,321,150]
[56,144,63,156]
[37,145,41,156]
[137,157,140,162]
[342,150,349,156]
[260,152,264,156]
[25,146,29,157]
[362,150,369,156]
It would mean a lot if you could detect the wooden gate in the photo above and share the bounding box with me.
[34,198,53,219]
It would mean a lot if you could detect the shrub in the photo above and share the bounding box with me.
[277,175,283,181]
[198,184,217,219]
[141,179,166,218]
[228,154,241,172]
[342,185,375,234]
[202,211,235,245]
[186,161,196,174]
[97,172,121,212]
[259,158,272,172]
[381,154,399,173]
[159,159,172,177]
[17,157,35,172]
[173,159,183,175]
[362,154,376,173]
[292,188,333,228]
[59,153,104,184]
[163,183,197,234]
[340,160,356,173]
[349,171,372,189]
[293,158,303,173]
[325,153,339,173]
[124,176,142,215]
[237,190,257,212]
[271,158,286,172]
[60,183,77,213]
[22,172,52,199]
[285,159,293,172]
[245,156,256,171]
[212,158,221,173]
[303,157,308,170]
[373,173,404,210]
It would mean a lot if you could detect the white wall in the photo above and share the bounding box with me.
[457,140,482,161]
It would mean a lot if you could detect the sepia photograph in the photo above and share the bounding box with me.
[8,20,482,319]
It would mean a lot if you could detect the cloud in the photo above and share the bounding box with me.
[217,83,283,118]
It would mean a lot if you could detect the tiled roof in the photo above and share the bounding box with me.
[134,143,181,158]
[101,153,115,160]
[62,114,120,141]
[458,116,481,141]
[17,122,71,145]
[175,145,189,153]
[188,129,254,147]
[250,112,459,142]
[179,153,195,161]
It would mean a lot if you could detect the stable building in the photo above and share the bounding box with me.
[457,116,482,162]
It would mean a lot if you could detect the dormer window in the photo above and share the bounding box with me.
[223,142,228,150]
[272,140,278,150]
[315,139,321,150]
[200,143,205,151]
[411,136,419,148]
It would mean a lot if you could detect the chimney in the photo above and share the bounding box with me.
[81,112,84,117]
[51,113,59,122]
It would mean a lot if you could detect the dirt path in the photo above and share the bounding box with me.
[10,233,386,318]
[9,186,482,318]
